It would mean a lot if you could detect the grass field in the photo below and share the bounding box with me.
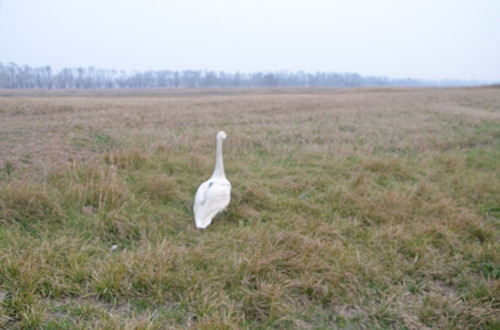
[0,87,499,329]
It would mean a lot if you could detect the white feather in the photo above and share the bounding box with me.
[193,131,231,228]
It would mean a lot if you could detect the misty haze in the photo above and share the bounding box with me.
[1,62,491,89]
[1,0,499,328]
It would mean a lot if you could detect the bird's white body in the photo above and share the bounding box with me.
[194,131,231,229]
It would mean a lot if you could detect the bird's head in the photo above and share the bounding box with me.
[217,131,228,140]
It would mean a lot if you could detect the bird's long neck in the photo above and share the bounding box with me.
[212,137,225,178]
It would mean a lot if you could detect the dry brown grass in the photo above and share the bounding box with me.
[1,87,499,176]
[0,87,499,328]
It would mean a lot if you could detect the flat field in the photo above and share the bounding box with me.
[0,87,499,328]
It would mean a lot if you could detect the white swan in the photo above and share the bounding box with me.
[193,131,231,229]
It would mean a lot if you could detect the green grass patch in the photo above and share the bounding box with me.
[0,87,499,328]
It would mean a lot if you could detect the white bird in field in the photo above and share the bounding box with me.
[193,131,231,229]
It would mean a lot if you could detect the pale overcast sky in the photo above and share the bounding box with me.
[1,0,499,81]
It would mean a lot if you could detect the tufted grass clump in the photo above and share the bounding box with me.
[0,181,64,227]
[0,87,499,328]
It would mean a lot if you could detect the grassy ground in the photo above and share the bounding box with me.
[0,87,499,328]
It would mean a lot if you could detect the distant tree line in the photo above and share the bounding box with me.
[0,62,481,89]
